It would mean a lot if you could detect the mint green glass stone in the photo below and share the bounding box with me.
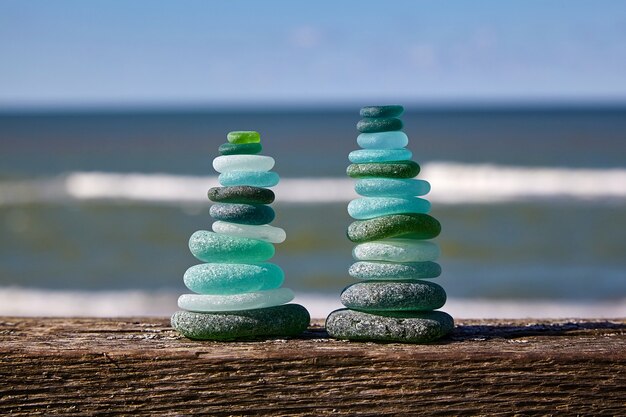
[183,263,284,295]
[349,261,442,280]
[355,178,430,197]
[212,221,286,243]
[178,287,295,312]
[347,161,420,179]
[219,171,279,187]
[357,117,403,133]
[218,142,262,155]
[348,149,412,163]
[352,239,440,262]
[227,131,261,144]
[357,132,408,149]
[348,197,431,220]
[189,230,274,263]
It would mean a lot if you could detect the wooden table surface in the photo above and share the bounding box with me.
[1,317,624,416]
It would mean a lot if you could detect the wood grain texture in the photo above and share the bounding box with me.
[1,317,624,416]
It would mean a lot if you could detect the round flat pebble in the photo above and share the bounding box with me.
[219,171,279,187]
[171,304,310,341]
[218,142,262,155]
[357,117,403,133]
[212,221,286,243]
[325,309,454,343]
[348,149,412,163]
[348,197,431,220]
[210,203,275,225]
[349,261,441,280]
[183,263,284,295]
[347,214,441,243]
[213,155,275,173]
[208,186,275,205]
[360,105,404,118]
[189,230,274,263]
[352,239,440,262]
[227,131,261,144]
[357,132,409,149]
[355,178,430,197]
[341,281,447,312]
[178,288,294,312]
[347,161,420,179]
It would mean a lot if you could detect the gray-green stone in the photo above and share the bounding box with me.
[218,142,262,155]
[349,261,441,280]
[341,281,446,312]
[171,304,310,340]
[325,309,453,343]
[347,214,441,243]
[360,105,404,118]
[208,186,275,204]
[209,203,275,225]
[347,161,420,179]
[357,117,403,133]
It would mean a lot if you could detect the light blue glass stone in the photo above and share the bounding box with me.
[355,178,431,197]
[348,149,412,163]
[178,288,295,312]
[348,197,431,220]
[183,263,284,295]
[357,132,409,149]
[219,171,279,187]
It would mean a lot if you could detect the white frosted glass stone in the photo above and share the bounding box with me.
[212,221,286,243]
[212,155,275,173]
[178,288,295,312]
[352,239,440,262]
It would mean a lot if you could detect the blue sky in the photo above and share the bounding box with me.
[1,0,625,108]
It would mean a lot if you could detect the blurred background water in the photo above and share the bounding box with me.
[1,1,625,317]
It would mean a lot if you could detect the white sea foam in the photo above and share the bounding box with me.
[1,162,626,206]
[0,287,624,319]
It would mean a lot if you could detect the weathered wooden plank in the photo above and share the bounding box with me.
[0,317,624,416]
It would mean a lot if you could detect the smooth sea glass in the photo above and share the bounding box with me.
[208,186,274,204]
[348,149,412,163]
[347,161,420,179]
[227,131,261,144]
[347,214,441,242]
[183,263,284,295]
[209,203,275,225]
[218,142,262,155]
[189,230,274,263]
[340,281,447,312]
[212,155,275,173]
[348,197,431,219]
[357,117,403,133]
[219,171,279,187]
[357,132,409,149]
[360,105,404,118]
[355,178,430,197]
[212,221,286,243]
[352,239,440,262]
[349,261,441,280]
[178,288,295,312]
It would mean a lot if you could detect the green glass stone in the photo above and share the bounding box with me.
[227,131,261,144]
[209,203,275,225]
[357,117,403,133]
[360,105,404,118]
[347,161,420,179]
[218,142,262,155]
[325,309,454,343]
[188,230,274,263]
[171,304,310,341]
[183,263,284,295]
[340,281,447,312]
[349,261,442,280]
[347,214,441,243]
[208,186,275,204]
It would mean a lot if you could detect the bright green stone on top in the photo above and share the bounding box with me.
[227,131,261,144]
[219,142,262,155]
[360,105,404,118]
[347,161,420,179]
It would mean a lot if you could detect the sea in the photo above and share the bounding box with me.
[1,106,625,318]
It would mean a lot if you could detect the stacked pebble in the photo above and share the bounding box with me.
[326,106,454,343]
[171,131,310,340]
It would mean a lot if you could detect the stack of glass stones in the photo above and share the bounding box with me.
[171,131,310,340]
[326,106,454,343]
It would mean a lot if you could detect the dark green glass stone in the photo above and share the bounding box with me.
[209,203,275,225]
[208,186,275,204]
[347,161,420,179]
[357,117,403,133]
[218,142,262,155]
[360,105,404,118]
[340,281,447,312]
[347,214,441,243]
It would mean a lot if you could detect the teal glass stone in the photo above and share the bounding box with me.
[349,261,442,280]
[183,263,284,295]
[188,230,275,263]
[348,197,431,219]
[360,105,404,118]
[357,132,408,149]
[219,171,279,187]
[209,203,275,225]
[178,287,295,312]
[218,142,262,156]
[348,149,412,163]
[355,178,430,197]
[352,239,440,262]
[357,117,403,133]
